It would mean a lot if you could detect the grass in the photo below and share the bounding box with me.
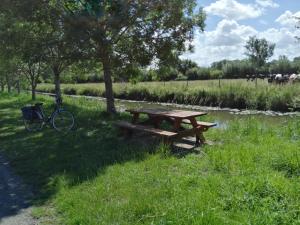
[1,93,300,224]
[37,79,300,112]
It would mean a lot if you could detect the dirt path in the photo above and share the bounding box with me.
[0,154,38,225]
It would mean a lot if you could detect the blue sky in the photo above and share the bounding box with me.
[183,0,300,66]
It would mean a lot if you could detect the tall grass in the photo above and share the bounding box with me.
[1,93,300,224]
[37,80,300,112]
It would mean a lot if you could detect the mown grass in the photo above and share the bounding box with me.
[37,79,300,112]
[1,93,300,225]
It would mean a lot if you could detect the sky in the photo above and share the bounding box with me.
[182,0,300,66]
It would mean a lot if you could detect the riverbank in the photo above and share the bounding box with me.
[37,79,300,112]
[1,93,300,224]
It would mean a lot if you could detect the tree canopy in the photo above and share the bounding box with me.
[62,0,206,113]
[245,36,275,68]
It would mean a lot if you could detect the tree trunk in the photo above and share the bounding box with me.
[5,75,11,93]
[53,67,62,100]
[102,60,116,114]
[17,79,20,94]
[0,83,4,92]
[31,82,36,100]
[7,82,11,93]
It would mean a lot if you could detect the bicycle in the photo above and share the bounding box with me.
[21,97,75,132]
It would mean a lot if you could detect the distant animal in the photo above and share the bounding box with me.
[289,74,300,83]
[246,74,255,81]
[268,74,276,83]
[274,74,289,84]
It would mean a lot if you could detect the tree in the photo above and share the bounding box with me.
[269,55,297,74]
[64,0,206,114]
[0,13,21,93]
[1,0,86,100]
[245,36,275,85]
[177,59,198,76]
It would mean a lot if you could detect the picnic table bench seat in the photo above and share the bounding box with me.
[181,119,217,128]
[115,121,177,139]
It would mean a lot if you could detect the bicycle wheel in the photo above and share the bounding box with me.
[52,110,74,132]
[23,118,43,132]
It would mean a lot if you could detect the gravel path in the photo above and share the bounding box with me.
[0,154,38,225]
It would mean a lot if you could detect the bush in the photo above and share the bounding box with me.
[87,73,104,83]
[80,88,104,97]
[210,70,222,79]
[63,87,77,95]
[186,67,210,80]
[175,73,187,81]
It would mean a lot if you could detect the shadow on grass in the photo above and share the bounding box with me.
[0,94,160,220]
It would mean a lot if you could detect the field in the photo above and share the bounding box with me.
[1,93,300,224]
[37,79,300,112]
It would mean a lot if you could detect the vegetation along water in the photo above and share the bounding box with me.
[37,79,300,112]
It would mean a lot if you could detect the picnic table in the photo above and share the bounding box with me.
[116,108,216,146]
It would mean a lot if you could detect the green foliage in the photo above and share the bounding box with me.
[186,67,210,80]
[157,66,180,81]
[175,73,188,81]
[210,69,222,79]
[177,59,198,75]
[269,56,297,74]
[222,60,255,78]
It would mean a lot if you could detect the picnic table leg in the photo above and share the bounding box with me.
[173,118,183,131]
[189,117,206,145]
[146,115,163,128]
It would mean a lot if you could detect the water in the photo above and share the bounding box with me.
[112,98,299,128]
[41,92,299,127]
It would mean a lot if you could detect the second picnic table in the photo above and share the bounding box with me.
[116,108,216,146]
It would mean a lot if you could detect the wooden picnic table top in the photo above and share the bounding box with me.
[126,108,207,119]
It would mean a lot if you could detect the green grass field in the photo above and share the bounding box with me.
[1,93,300,224]
[37,79,300,112]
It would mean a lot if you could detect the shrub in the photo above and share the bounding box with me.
[175,73,187,81]
[63,87,77,95]
[186,67,210,80]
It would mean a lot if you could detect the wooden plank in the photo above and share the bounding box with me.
[182,119,217,128]
[126,108,207,119]
[115,121,177,137]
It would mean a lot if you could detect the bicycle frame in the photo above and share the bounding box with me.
[35,104,61,124]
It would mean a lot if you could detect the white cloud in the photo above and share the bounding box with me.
[182,19,300,66]
[276,11,300,27]
[205,19,257,46]
[181,19,257,66]
[259,28,300,58]
[255,0,279,8]
[204,0,263,20]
